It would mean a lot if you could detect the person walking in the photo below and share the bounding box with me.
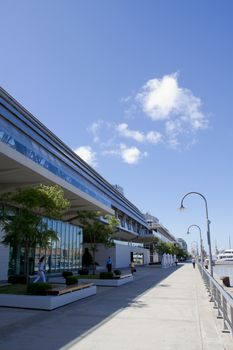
[106,256,112,272]
[192,258,196,269]
[33,256,46,283]
[129,260,135,274]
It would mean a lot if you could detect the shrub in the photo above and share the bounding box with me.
[113,269,122,276]
[99,272,114,279]
[8,275,27,284]
[62,271,73,278]
[78,268,89,275]
[27,283,53,295]
[66,276,78,285]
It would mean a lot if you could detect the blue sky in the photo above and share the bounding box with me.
[1,0,233,252]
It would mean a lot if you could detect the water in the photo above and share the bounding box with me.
[214,264,233,286]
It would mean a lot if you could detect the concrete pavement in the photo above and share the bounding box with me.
[0,264,232,350]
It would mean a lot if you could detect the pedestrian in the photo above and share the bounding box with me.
[33,256,46,283]
[192,258,196,269]
[106,256,112,272]
[129,260,135,274]
[204,259,209,269]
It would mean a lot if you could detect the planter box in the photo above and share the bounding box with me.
[79,274,133,287]
[0,284,96,310]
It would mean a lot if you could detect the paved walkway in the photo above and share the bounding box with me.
[0,264,232,350]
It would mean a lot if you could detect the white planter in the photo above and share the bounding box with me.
[79,275,133,286]
[0,284,96,310]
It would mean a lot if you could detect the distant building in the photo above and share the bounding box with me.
[143,213,177,263]
[144,212,159,227]
[177,238,188,252]
[144,213,176,243]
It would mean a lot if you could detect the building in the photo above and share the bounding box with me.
[0,87,154,280]
[0,87,180,279]
[144,213,177,263]
[177,238,188,253]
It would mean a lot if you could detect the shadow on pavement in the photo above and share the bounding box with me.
[0,265,182,350]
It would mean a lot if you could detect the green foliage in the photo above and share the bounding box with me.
[76,211,118,247]
[0,284,27,295]
[76,211,118,274]
[99,272,114,279]
[152,237,170,255]
[62,271,73,278]
[151,237,188,259]
[0,185,70,284]
[8,275,27,284]
[65,276,78,285]
[0,185,70,249]
[1,185,70,219]
[27,282,53,295]
[113,269,122,276]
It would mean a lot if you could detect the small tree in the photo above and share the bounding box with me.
[76,211,119,274]
[152,238,170,256]
[152,238,188,261]
[0,185,70,284]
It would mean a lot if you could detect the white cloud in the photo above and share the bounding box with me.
[117,123,144,142]
[88,120,115,146]
[116,123,162,144]
[83,73,209,163]
[103,144,147,164]
[74,146,97,167]
[136,73,208,129]
[135,73,209,148]
[88,121,102,143]
[120,144,147,164]
[137,73,179,120]
[145,131,162,143]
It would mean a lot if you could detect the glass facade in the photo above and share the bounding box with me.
[8,218,83,275]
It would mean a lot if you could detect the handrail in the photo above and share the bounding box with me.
[198,263,233,336]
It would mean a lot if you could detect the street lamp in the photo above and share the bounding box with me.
[187,224,204,266]
[190,240,199,256]
[179,192,213,277]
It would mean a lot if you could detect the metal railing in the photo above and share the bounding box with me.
[198,263,233,336]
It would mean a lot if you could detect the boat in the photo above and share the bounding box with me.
[215,249,233,264]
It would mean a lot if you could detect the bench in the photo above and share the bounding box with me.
[120,274,132,279]
[113,274,132,280]
[47,283,93,296]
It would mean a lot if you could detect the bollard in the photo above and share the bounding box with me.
[222,297,230,333]
[216,290,223,319]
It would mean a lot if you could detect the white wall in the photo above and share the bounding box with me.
[0,228,9,281]
[84,242,150,268]
[85,244,117,267]
[152,252,160,263]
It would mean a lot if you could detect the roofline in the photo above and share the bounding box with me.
[0,86,146,223]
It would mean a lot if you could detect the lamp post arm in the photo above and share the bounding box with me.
[181,192,213,277]
[181,192,208,219]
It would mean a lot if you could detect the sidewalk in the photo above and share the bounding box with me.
[0,264,232,350]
